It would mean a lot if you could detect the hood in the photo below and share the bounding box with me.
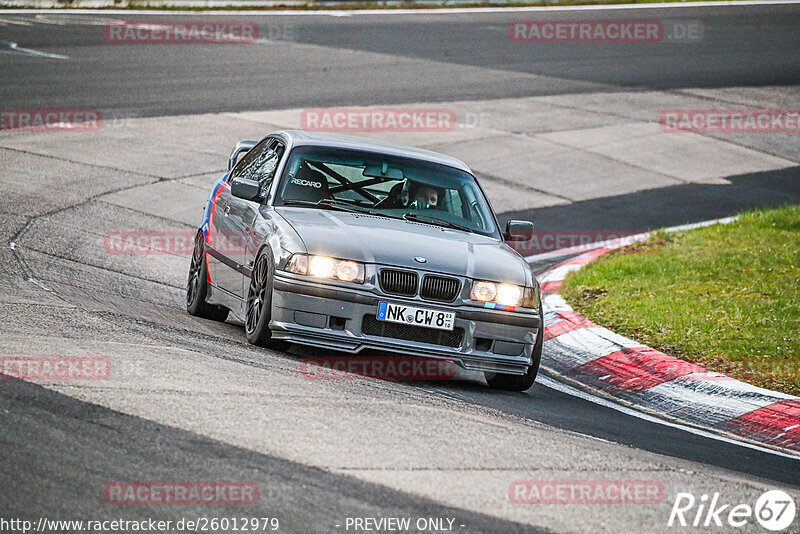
[276,208,530,285]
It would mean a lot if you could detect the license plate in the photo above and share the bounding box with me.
[377,302,455,331]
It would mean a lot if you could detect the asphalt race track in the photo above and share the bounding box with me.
[2,5,800,116]
[1,4,799,533]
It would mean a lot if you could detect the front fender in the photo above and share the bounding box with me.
[199,173,230,238]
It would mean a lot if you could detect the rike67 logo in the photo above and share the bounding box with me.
[668,490,796,531]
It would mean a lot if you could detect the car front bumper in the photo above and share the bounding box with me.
[270,274,542,375]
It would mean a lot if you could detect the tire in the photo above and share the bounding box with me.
[186,231,229,322]
[245,249,286,349]
[485,306,544,392]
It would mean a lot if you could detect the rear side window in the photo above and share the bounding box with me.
[232,138,285,197]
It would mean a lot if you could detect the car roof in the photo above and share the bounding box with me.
[274,130,472,174]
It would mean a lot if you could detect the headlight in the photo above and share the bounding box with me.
[335,260,362,282]
[470,281,497,302]
[496,283,523,306]
[309,255,335,278]
[471,280,529,309]
[285,254,365,284]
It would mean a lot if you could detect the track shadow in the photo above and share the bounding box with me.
[497,165,800,234]
[0,378,543,533]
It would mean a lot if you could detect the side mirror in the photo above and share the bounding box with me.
[228,140,258,171]
[230,177,261,201]
[505,220,534,242]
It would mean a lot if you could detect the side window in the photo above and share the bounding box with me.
[463,187,483,226]
[447,189,464,217]
[231,138,269,179]
[232,139,285,197]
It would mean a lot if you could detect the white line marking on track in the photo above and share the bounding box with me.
[33,15,126,25]
[538,374,800,461]
[30,15,69,25]
[0,39,69,59]
[0,17,32,25]
[1,0,799,15]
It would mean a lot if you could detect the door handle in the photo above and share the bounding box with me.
[223,205,231,217]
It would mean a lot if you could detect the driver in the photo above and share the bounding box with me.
[412,185,439,209]
[379,180,443,210]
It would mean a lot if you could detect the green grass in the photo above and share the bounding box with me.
[561,205,800,396]
[0,0,759,10]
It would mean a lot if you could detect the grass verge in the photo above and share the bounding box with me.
[561,205,800,396]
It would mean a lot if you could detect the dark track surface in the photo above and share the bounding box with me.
[0,4,799,117]
[0,378,543,533]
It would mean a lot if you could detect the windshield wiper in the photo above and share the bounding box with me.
[283,200,469,231]
[318,199,405,218]
[402,212,473,233]
[281,199,364,214]
[282,199,403,220]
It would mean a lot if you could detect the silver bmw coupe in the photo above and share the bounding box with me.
[187,130,543,391]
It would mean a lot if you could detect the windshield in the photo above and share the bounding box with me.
[274,146,500,237]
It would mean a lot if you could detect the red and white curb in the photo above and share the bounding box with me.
[535,219,800,456]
